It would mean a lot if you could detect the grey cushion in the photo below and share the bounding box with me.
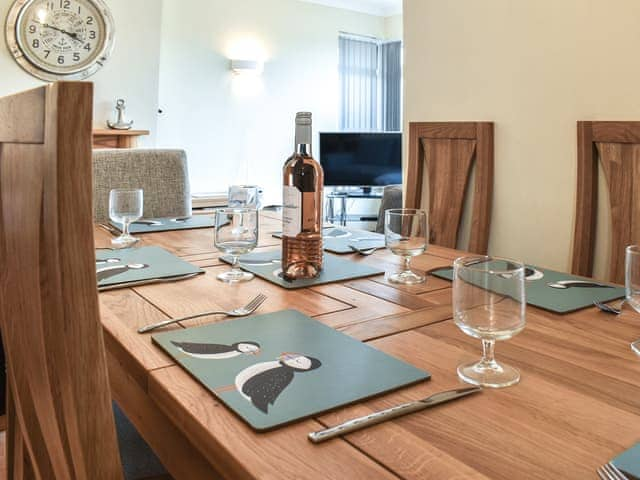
[93,149,191,223]
[376,185,403,233]
[114,402,169,480]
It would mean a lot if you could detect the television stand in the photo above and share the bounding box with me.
[325,189,384,227]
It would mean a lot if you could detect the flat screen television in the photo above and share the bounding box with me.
[319,132,402,187]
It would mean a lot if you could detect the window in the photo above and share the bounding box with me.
[339,34,402,132]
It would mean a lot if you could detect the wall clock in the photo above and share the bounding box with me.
[5,0,115,81]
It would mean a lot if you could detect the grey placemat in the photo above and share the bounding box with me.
[96,246,204,289]
[272,227,385,254]
[220,250,384,289]
[152,309,430,431]
[431,266,624,314]
[110,216,214,233]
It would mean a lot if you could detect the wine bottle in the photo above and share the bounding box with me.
[282,112,324,280]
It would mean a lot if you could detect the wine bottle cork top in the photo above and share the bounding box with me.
[296,112,312,125]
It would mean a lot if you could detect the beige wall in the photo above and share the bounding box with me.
[0,0,162,145]
[404,0,640,272]
[157,0,386,203]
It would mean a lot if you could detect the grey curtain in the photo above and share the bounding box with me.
[339,35,402,132]
[339,35,379,131]
[380,41,402,132]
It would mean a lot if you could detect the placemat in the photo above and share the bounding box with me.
[109,215,215,233]
[272,227,385,254]
[221,250,384,289]
[96,246,204,290]
[612,443,640,480]
[431,265,624,314]
[152,309,430,431]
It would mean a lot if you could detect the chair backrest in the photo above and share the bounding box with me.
[572,121,640,283]
[92,148,191,223]
[376,185,403,233]
[406,122,494,254]
[0,83,123,479]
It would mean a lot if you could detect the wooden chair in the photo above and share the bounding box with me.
[405,122,494,254]
[0,83,168,479]
[572,121,640,283]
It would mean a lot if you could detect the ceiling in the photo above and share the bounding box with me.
[298,0,402,17]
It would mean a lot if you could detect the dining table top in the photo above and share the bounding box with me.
[94,209,640,480]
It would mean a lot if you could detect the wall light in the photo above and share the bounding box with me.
[230,59,264,75]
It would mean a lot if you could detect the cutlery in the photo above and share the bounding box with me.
[98,272,201,292]
[547,280,614,289]
[138,293,267,333]
[308,386,482,443]
[594,299,626,315]
[632,340,640,357]
[98,223,119,235]
[133,219,162,226]
[597,462,630,480]
[349,245,377,256]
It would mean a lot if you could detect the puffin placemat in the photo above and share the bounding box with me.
[431,266,624,314]
[96,246,204,290]
[152,309,430,431]
[272,227,386,254]
[109,216,215,234]
[220,250,384,289]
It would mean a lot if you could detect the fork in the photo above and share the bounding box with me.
[349,245,377,256]
[138,294,267,333]
[597,462,630,480]
[594,299,626,315]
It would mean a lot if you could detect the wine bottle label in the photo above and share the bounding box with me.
[283,185,301,236]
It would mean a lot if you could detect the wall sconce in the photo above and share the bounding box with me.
[230,59,264,75]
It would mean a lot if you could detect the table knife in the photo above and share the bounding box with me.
[308,386,482,444]
[97,272,200,292]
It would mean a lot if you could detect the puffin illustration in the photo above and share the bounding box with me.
[96,263,148,282]
[216,352,322,414]
[171,340,261,359]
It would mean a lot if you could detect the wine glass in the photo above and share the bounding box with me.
[453,256,526,388]
[384,209,428,284]
[215,208,258,283]
[625,245,640,312]
[109,189,143,247]
[228,185,260,209]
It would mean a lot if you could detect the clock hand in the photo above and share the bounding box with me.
[40,22,84,44]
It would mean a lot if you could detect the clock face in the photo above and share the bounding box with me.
[6,0,114,80]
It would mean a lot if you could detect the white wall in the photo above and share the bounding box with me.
[0,0,162,145]
[404,0,640,272]
[157,0,387,204]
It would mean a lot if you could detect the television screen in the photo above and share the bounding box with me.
[319,132,402,187]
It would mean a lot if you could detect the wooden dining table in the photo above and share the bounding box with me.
[94,209,640,480]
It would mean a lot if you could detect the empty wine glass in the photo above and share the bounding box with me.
[453,256,526,388]
[228,185,260,209]
[625,245,640,313]
[109,189,143,247]
[384,209,428,284]
[215,208,258,283]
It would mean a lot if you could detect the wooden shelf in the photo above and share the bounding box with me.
[92,129,150,149]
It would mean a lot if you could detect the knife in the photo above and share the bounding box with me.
[308,386,482,443]
[97,272,201,292]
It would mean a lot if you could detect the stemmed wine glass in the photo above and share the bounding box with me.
[384,209,428,284]
[228,185,260,209]
[625,245,640,357]
[109,189,143,247]
[215,208,258,283]
[453,256,526,388]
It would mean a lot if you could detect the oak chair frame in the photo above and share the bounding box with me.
[405,122,494,254]
[572,121,640,283]
[0,82,124,479]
